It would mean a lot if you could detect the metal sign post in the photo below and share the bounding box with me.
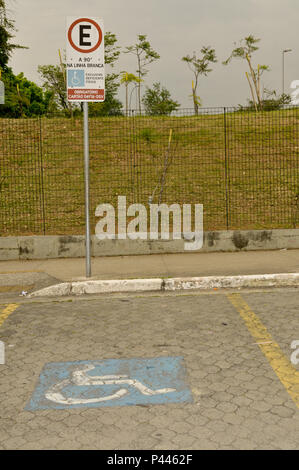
[66,17,105,278]
[0,70,4,105]
[83,101,91,277]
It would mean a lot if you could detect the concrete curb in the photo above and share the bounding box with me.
[28,273,299,297]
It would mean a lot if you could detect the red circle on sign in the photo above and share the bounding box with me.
[68,18,103,53]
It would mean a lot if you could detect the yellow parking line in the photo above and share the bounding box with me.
[0,304,19,328]
[227,293,299,408]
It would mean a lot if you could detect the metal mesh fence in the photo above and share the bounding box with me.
[225,107,299,229]
[0,107,298,236]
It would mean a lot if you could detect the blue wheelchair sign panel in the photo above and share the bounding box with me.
[26,356,193,410]
[67,69,85,88]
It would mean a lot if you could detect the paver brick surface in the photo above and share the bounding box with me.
[0,288,298,449]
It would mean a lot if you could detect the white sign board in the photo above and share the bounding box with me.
[66,17,105,102]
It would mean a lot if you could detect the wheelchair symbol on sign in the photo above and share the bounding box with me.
[45,364,176,405]
[68,70,85,88]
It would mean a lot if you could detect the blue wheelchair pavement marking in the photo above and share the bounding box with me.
[26,356,193,410]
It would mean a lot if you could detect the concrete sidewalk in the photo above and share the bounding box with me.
[0,249,298,296]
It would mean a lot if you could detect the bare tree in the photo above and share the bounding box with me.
[124,35,160,114]
[223,35,269,110]
[182,46,217,114]
[120,71,143,115]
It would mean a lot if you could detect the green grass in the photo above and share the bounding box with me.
[0,108,299,236]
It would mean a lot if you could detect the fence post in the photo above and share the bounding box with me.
[224,107,229,230]
[39,117,46,235]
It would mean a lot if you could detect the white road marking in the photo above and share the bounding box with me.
[45,364,176,405]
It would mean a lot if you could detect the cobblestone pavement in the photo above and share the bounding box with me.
[0,288,298,450]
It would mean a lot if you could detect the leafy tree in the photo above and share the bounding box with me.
[0,2,50,117]
[142,82,180,116]
[242,89,291,112]
[104,31,120,66]
[223,35,269,110]
[182,47,217,114]
[89,33,122,116]
[88,74,123,116]
[124,35,160,113]
[38,64,67,112]
[0,68,52,117]
[0,0,27,69]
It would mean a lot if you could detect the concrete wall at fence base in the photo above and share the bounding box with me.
[0,229,299,261]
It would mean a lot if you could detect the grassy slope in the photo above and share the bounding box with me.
[0,108,299,235]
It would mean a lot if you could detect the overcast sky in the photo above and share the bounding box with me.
[7,0,299,108]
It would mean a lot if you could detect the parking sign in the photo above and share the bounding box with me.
[66,17,105,102]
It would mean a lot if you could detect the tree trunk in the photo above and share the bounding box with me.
[245,72,257,111]
[193,89,199,115]
[246,54,261,109]
[137,54,142,114]
[192,78,199,115]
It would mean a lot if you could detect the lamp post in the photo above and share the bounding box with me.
[282,49,292,95]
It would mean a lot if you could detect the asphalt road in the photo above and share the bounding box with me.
[0,288,298,450]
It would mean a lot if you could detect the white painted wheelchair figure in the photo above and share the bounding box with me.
[45,364,176,405]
